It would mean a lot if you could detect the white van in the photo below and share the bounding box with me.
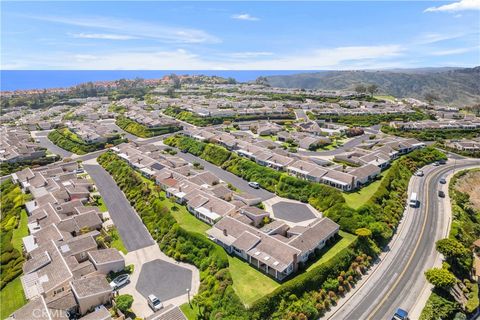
[409,192,419,208]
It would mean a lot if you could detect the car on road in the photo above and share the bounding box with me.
[439,159,447,165]
[110,274,130,290]
[433,162,440,166]
[147,294,163,311]
[415,170,424,177]
[439,178,447,184]
[409,192,419,208]
[438,190,445,198]
[392,308,409,320]
[248,181,260,189]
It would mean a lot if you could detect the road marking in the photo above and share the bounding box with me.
[366,163,468,319]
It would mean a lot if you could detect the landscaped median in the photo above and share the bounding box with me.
[48,127,125,154]
[115,115,182,138]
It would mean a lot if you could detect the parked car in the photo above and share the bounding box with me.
[438,190,445,198]
[392,308,409,320]
[110,274,130,290]
[439,178,447,184]
[74,168,84,174]
[439,159,447,165]
[433,162,440,166]
[415,170,424,177]
[248,181,260,189]
[147,294,163,311]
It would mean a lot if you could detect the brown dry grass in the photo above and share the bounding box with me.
[455,170,480,211]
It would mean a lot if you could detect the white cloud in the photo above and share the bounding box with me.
[227,51,273,58]
[231,13,259,21]
[26,15,220,43]
[431,46,478,55]
[70,33,138,40]
[2,45,405,70]
[425,0,480,12]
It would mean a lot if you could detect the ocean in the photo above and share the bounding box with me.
[0,70,309,91]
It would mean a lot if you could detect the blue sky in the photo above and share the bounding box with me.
[1,1,479,70]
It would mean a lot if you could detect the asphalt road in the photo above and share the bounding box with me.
[272,201,316,223]
[36,135,73,158]
[329,159,480,320]
[136,259,192,302]
[174,150,275,201]
[84,164,155,251]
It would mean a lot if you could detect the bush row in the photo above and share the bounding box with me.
[0,155,60,176]
[0,180,26,289]
[164,106,295,127]
[116,115,181,138]
[381,126,480,141]
[313,111,428,127]
[48,128,124,154]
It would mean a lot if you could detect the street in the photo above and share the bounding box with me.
[328,159,480,320]
[84,162,155,251]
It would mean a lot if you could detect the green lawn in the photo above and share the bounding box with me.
[343,168,391,209]
[0,276,26,319]
[11,209,28,252]
[374,95,396,102]
[307,231,357,272]
[259,135,278,141]
[109,228,128,254]
[228,256,280,307]
[151,190,210,234]
[180,303,200,320]
[97,197,108,212]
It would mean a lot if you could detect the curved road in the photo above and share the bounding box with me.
[329,159,480,320]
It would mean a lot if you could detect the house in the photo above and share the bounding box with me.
[239,207,270,227]
[70,275,112,315]
[7,296,68,320]
[349,164,381,186]
[321,170,356,191]
[88,249,125,274]
[207,216,339,280]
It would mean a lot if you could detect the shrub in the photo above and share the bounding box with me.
[115,294,133,313]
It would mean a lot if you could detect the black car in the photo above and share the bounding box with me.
[439,178,447,184]
[438,190,445,198]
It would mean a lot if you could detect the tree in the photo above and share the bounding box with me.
[367,84,379,96]
[425,268,456,289]
[436,238,470,259]
[115,294,133,313]
[424,92,439,105]
[354,84,367,94]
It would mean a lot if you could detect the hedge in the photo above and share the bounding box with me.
[0,180,26,289]
[48,128,125,154]
[116,115,181,138]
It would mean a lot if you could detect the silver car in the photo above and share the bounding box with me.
[147,294,163,311]
[109,274,130,290]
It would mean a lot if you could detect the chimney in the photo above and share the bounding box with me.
[293,253,298,272]
[223,228,228,236]
[179,186,182,192]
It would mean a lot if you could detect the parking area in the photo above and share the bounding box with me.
[136,259,193,302]
[271,201,317,223]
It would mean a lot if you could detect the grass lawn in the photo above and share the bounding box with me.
[166,199,210,234]
[306,231,357,271]
[374,95,396,102]
[11,209,28,252]
[109,228,128,254]
[180,303,200,320]
[259,135,278,141]
[97,197,108,212]
[343,167,391,209]
[228,256,280,307]
[0,276,26,319]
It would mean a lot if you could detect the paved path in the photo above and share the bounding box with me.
[84,161,155,251]
[326,159,480,320]
[33,131,74,158]
[173,149,275,201]
[120,244,200,319]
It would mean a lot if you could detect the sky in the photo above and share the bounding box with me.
[1,0,479,70]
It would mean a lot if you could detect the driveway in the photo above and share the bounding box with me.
[84,162,155,251]
[136,260,192,301]
[33,131,73,158]
[271,201,317,223]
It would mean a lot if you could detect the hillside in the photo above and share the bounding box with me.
[263,67,480,106]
